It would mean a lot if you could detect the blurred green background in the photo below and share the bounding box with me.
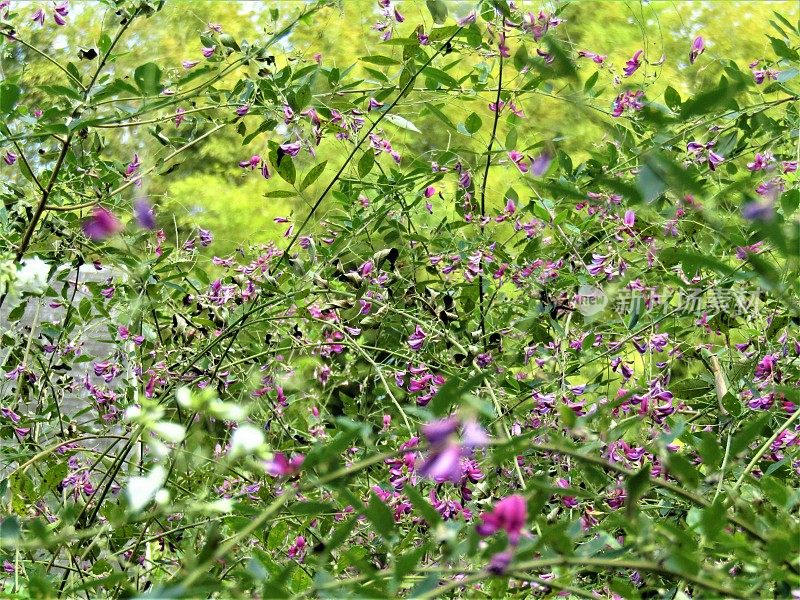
[10,0,797,254]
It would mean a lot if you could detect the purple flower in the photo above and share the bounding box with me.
[422,417,459,445]
[201,46,216,58]
[175,107,185,128]
[623,49,643,77]
[456,11,476,26]
[198,228,213,247]
[54,1,69,17]
[747,152,772,172]
[264,452,304,477]
[2,560,13,574]
[507,150,529,173]
[476,495,527,545]
[578,50,606,64]
[239,155,261,169]
[530,152,552,176]
[418,417,488,484]
[689,36,705,64]
[32,8,45,25]
[463,419,489,448]
[125,153,141,178]
[418,442,462,482]
[687,141,705,154]
[182,59,199,70]
[279,141,302,158]
[287,535,306,561]
[3,151,17,165]
[487,551,513,575]
[623,209,636,227]
[407,325,426,351]
[707,151,724,171]
[83,207,122,240]
[367,97,384,111]
[236,104,250,117]
[752,68,779,84]
[424,185,436,198]
[742,199,775,221]
[134,199,155,229]
[498,32,510,58]
[612,90,645,117]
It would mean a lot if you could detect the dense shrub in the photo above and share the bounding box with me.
[0,1,798,598]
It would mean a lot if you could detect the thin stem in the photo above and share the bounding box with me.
[477,54,504,350]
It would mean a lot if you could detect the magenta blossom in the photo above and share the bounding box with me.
[530,152,552,176]
[83,207,122,240]
[476,495,528,545]
[134,199,155,229]
[418,416,488,483]
[175,107,185,128]
[623,49,643,77]
[456,10,476,26]
[623,209,636,227]
[201,46,215,58]
[264,452,304,477]
[31,8,45,25]
[279,141,302,158]
[3,151,17,165]
[612,90,645,117]
[689,36,705,64]
[182,59,199,70]
[578,50,606,64]
[239,155,261,169]
[407,325,426,351]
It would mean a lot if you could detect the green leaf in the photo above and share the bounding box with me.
[464,112,482,134]
[730,412,772,456]
[670,378,712,399]
[97,33,112,55]
[290,84,311,111]
[277,157,296,185]
[0,83,20,114]
[700,498,727,540]
[384,114,421,133]
[300,160,327,191]
[769,36,799,60]
[264,190,296,198]
[636,164,665,203]
[360,55,401,66]
[429,371,486,417]
[664,86,681,111]
[625,464,651,515]
[358,151,375,178]
[426,0,448,24]
[395,544,428,583]
[404,485,442,526]
[364,491,396,541]
[133,63,163,96]
[422,67,459,89]
[583,70,599,93]
[423,102,456,130]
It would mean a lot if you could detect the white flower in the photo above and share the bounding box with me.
[16,256,49,295]
[229,423,265,457]
[126,465,167,512]
[152,421,186,443]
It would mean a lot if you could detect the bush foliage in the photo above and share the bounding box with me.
[0,1,799,598]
